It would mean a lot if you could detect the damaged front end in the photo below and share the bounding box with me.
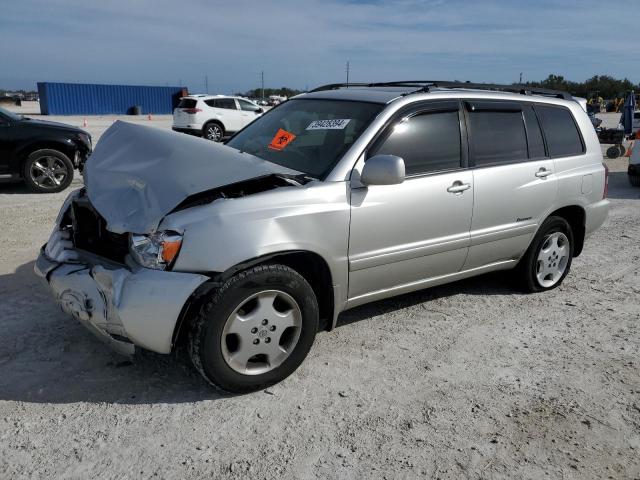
[35,189,209,355]
[36,122,308,355]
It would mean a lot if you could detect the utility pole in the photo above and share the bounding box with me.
[205,75,209,94]
[261,71,264,100]
[519,72,523,84]
[346,61,350,84]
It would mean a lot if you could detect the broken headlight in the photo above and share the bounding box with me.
[129,231,183,270]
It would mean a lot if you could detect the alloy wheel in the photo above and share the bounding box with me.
[206,124,222,141]
[221,290,302,375]
[536,232,570,288]
[30,156,68,189]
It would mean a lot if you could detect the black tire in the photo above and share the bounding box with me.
[22,149,74,193]
[202,122,224,142]
[188,264,318,393]
[619,145,626,157]
[629,174,640,187]
[606,146,621,159]
[517,216,574,293]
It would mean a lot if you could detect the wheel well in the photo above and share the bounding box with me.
[171,251,334,350]
[18,143,76,173]
[264,251,334,331]
[549,206,586,257]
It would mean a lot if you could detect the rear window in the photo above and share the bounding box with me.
[537,105,584,157]
[468,109,528,166]
[178,99,197,109]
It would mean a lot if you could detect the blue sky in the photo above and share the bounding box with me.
[1,0,638,93]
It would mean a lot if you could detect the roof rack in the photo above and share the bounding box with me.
[309,81,573,100]
[309,81,436,93]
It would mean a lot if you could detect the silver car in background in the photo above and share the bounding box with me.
[36,81,609,393]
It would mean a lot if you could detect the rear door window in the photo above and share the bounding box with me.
[523,105,547,159]
[467,104,528,166]
[370,109,462,176]
[206,98,237,110]
[536,105,584,157]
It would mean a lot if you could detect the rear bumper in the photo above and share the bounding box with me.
[35,226,209,355]
[584,199,610,238]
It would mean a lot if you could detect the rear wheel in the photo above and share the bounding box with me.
[517,216,574,293]
[203,122,224,142]
[188,264,318,393]
[22,149,74,193]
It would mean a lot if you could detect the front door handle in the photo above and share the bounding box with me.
[535,168,552,178]
[447,181,471,194]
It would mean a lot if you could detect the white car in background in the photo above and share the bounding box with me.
[172,95,264,142]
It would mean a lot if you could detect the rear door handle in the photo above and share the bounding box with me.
[447,181,471,194]
[535,168,552,178]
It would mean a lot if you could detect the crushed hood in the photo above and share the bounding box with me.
[84,121,299,234]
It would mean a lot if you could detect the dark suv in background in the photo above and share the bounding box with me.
[0,106,91,193]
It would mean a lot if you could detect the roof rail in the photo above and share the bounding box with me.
[309,81,436,93]
[309,81,573,100]
[430,81,573,100]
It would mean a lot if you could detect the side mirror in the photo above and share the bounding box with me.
[360,154,405,186]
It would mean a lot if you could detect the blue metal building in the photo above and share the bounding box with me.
[37,82,186,115]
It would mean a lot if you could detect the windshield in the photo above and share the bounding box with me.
[0,106,22,122]
[226,98,383,178]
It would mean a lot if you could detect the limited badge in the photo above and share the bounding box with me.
[268,128,297,151]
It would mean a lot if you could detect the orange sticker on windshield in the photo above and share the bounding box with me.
[268,128,296,151]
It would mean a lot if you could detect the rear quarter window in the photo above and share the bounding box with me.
[178,99,197,108]
[536,105,584,157]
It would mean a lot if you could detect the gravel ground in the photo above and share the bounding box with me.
[0,109,639,479]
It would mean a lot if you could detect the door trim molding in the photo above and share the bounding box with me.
[345,259,517,309]
[349,234,469,272]
[469,222,537,246]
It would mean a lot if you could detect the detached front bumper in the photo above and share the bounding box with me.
[35,228,209,355]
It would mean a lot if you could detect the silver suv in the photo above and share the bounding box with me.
[36,81,609,393]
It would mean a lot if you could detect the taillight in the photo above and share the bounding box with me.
[182,108,202,114]
[602,162,609,199]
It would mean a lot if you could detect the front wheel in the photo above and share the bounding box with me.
[188,264,318,393]
[517,216,574,293]
[22,149,74,193]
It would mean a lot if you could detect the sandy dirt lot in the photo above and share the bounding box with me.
[0,107,639,479]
